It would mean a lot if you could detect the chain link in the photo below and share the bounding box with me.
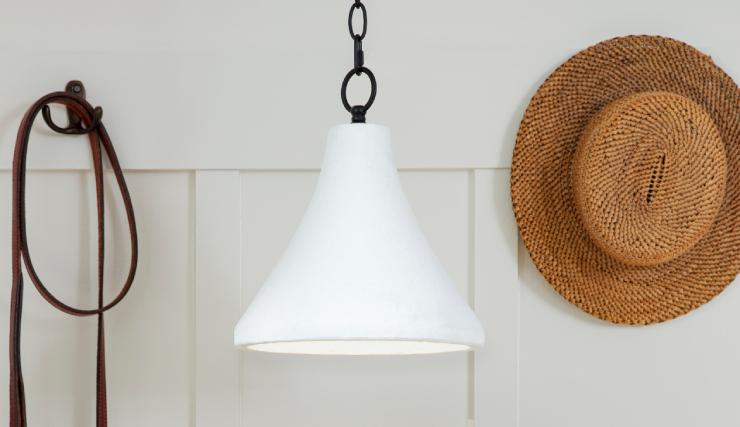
[348,1,367,41]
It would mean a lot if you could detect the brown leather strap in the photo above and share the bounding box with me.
[9,88,138,427]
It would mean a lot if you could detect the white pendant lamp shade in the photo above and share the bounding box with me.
[234,124,485,355]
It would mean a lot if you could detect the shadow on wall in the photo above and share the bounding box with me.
[0,104,27,153]
[498,51,575,167]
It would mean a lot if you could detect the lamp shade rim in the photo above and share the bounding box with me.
[236,337,481,355]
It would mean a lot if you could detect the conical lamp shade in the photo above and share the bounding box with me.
[234,124,485,355]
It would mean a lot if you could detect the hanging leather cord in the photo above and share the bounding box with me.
[9,85,138,427]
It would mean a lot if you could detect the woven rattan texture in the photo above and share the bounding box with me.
[511,35,740,324]
[573,92,726,267]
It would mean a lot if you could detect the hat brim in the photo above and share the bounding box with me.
[511,35,740,324]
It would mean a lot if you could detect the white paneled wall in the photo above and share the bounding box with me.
[2,0,740,426]
[0,171,194,425]
[5,168,738,427]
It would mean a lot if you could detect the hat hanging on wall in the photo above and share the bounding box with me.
[511,35,740,325]
[233,1,484,354]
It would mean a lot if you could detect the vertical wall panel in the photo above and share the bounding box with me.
[194,171,242,426]
[0,171,194,426]
[105,171,194,426]
[0,171,98,425]
[473,170,519,427]
[239,170,470,427]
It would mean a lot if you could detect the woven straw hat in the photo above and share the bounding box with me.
[511,35,740,324]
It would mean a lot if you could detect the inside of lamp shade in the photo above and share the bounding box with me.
[243,340,473,355]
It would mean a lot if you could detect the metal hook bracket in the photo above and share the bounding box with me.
[42,80,103,135]
[65,80,87,130]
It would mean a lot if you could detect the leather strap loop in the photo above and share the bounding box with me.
[9,90,138,427]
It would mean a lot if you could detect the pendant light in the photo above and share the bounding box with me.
[234,0,484,355]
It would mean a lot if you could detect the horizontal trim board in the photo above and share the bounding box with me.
[0,167,511,172]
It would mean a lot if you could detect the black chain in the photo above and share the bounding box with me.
[341,0,377,123]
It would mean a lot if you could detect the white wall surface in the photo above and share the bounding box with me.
[0,1,739,426]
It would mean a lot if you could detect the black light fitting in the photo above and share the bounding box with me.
[340,0,377,123]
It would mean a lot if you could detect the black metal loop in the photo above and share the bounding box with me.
[341,66,376,123]
[42,104,103,135]
[348,1,367,40]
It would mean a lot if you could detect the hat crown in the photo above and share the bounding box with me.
[572,91,727,266]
